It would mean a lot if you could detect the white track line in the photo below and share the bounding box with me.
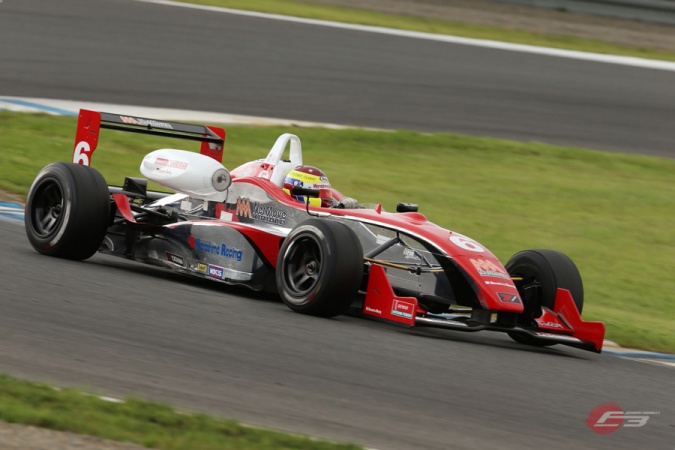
[136,0,675,72]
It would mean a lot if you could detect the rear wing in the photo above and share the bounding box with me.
[73,109,226,166]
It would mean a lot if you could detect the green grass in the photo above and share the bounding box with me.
[1,112,674,353]
[178,0,675,61]
[0,373,360,450]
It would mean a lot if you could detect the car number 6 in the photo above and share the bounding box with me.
[73,141,90,166]
[449,235,485,253]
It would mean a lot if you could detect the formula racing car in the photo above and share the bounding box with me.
[24,110,606,352]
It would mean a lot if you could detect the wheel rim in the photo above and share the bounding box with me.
[283,234,323,303]
[31,179,65,237]
[511,263,543,302]
[509,263,547,322]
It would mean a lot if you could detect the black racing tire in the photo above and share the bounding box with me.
[25,162,110,260]
[276,219,363,317]
[504,249,584,347]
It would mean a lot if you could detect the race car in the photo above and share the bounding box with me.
[24,110,606,353]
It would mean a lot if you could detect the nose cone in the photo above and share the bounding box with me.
[454,255,523,312]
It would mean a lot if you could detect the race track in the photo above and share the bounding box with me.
[2,0,675,157]
[0,1,674,449]
[1,219,673,450]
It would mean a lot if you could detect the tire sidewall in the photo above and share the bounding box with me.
[278,223,335,308]
[25,162,110,260]
[505,249,584,314]
[277,219,362,316]
[25,164,78,253]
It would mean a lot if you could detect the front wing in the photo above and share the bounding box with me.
[362,264,606,353]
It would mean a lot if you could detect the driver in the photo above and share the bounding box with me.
[283,165,358,208]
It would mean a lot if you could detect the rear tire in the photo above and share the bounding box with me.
[504,249,584,347]
[277,219,363,317]
[25,162,110,260]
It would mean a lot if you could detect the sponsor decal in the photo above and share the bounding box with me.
[485,280,515,288]
[364,307,382,315]
[538,321,563,328]
[391,300,415,319]
[207,264,225,279]
[291,171,322,183]
[221,243,243,261]
[155,157,188,170]
[166,252,185,266]
[120,116,174,129]
[190,237,243,261]
[235,197,287,226]
[470,258,510,280]
[532,332,560,338]
[586,403,660,435]
[196,263,207,273]
[193,238,219,254]
[403,248,421,261]
[497,292,521,304]
[235,197,252,218]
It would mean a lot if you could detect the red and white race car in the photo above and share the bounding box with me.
[24,110,606,352]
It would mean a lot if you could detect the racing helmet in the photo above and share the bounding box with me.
[283,165,333,207]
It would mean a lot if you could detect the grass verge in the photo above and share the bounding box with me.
[0,373,360,449]
[1,112,673,353]
[178,0,675,61]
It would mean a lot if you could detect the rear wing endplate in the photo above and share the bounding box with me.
[73,109,226,166]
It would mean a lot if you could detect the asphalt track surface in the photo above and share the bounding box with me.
[2,0,675,158]
[1,1,674,449]
[1,218,674,450]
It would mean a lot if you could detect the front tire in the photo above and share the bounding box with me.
[25,162,110,260]
[277,219,363,317]
[504,249,584,347]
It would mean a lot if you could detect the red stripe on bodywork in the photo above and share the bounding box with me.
[219,221,283,268]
